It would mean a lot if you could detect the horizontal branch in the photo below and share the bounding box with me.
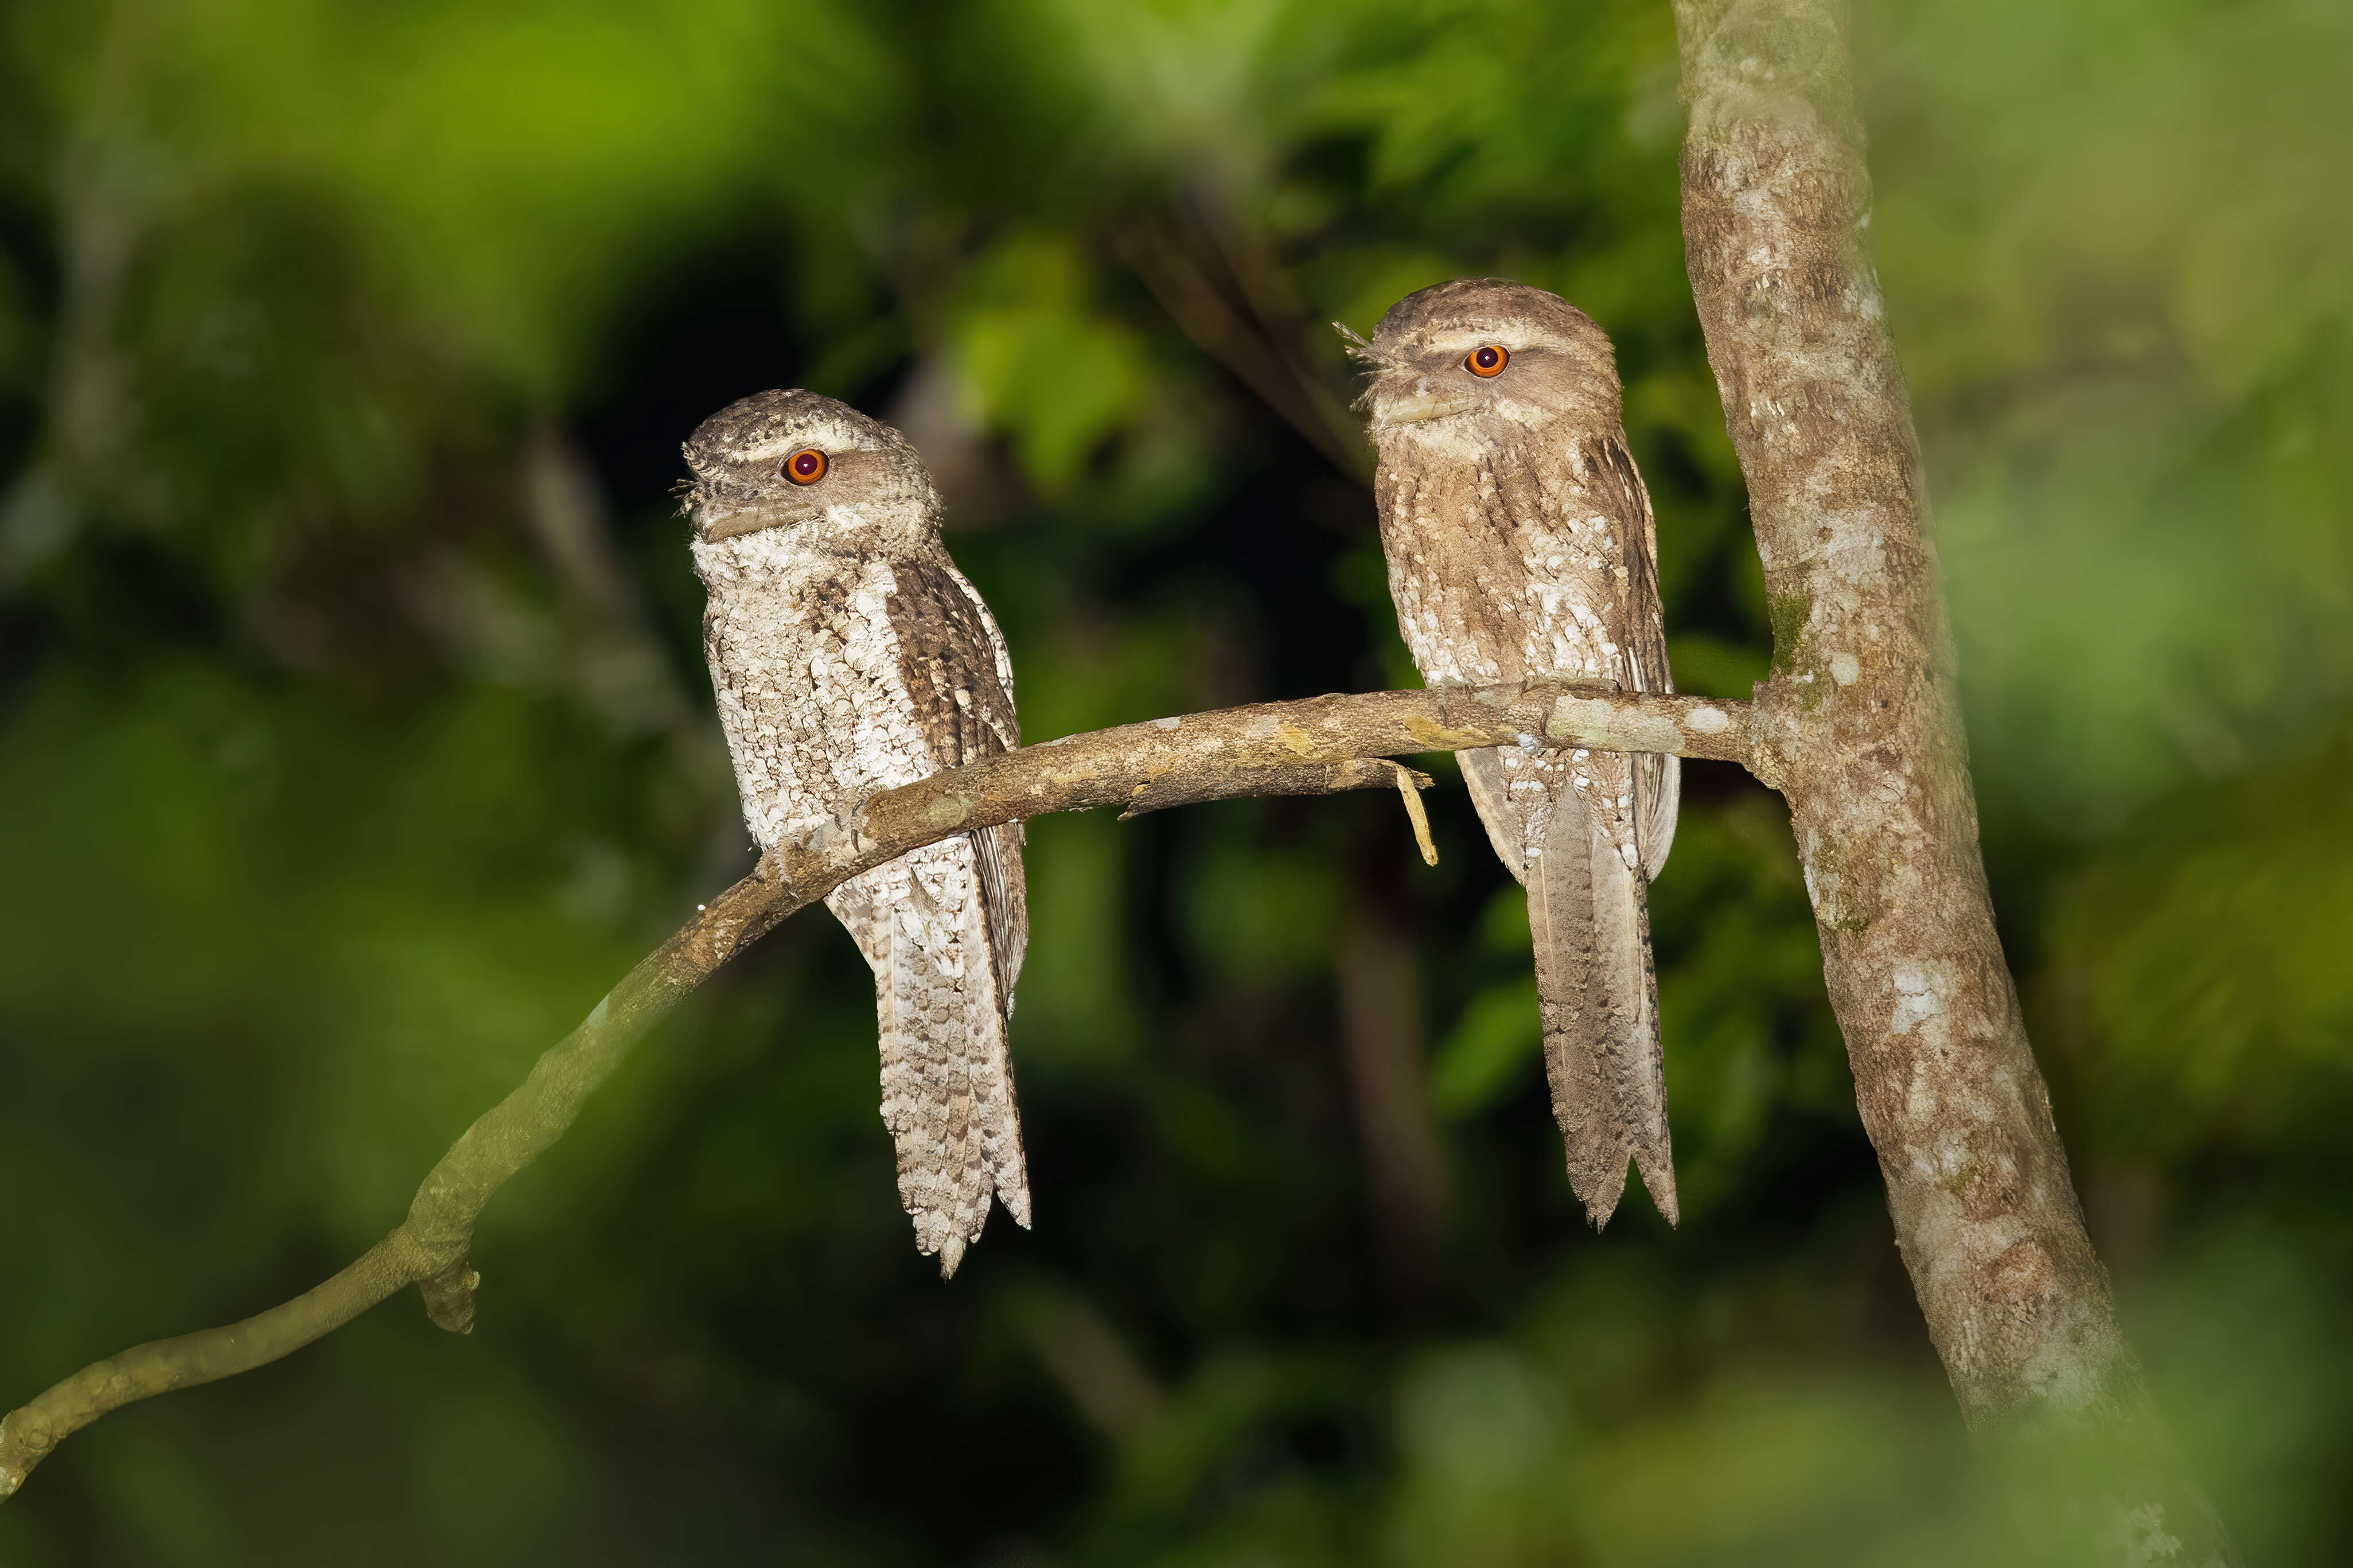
[0,678,1753,1501]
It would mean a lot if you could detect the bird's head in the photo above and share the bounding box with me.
[682,389,940,549]
[1343,278,1622,446]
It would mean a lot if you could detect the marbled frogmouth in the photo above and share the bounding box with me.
[685,390,1029,1276]
[1350,279,1680,1226]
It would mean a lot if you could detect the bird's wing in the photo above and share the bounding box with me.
[1490,428,1678,1228]
[1458,750,1533,883]
[1590,437,1680,881]
[885,555,1029,1007]
[945,560,1022,748]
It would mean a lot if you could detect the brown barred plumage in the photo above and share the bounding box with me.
[1351,280,1680,1227]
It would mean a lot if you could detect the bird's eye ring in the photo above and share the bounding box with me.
[782,448,827,485]
[1466,344,1509,377]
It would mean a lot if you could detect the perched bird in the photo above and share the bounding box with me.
[684,389,1029,1276]
[1347,279,1680,1227]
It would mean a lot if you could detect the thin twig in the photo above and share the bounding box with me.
[0,678,1753,1500]
[1389,761,1439,865]
[1114,218,1370,478]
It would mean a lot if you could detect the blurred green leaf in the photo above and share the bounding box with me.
[1429,976,1537,1120]
[948,232,1157,492]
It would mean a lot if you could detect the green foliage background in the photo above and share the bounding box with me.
[1,0,2348,1562]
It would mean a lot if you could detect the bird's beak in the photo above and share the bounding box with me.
[700,501,819,541]
[1368,385,1475,430]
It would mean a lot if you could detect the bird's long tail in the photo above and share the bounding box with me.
[1528,783,1678,1228]
[872,841,1031,1277]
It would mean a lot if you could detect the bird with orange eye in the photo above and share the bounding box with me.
[1352,279,1680,1232]
[684,388,1035,1277]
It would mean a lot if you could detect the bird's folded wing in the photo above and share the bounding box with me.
[885,555,1029,1002]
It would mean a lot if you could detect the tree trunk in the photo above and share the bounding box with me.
[1670,0,2234,1558]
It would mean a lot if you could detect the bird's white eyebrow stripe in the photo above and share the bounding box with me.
[1398,326,1585,358]
[728,443,894,483]
[726,418,873,465]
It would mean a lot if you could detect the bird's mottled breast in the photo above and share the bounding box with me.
[1373,420,1637,687]
[694,531,943,848]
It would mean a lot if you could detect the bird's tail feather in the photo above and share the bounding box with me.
[875,855,1031,1278]
[1530,785,1678,1228]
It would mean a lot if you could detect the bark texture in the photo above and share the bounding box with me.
[1674,0,2232,1558]
[0,678,1745,1501]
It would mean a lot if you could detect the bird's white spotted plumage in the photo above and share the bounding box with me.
[686,390,1029,1277]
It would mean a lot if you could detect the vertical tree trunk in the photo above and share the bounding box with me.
[1669,0,2234,1558]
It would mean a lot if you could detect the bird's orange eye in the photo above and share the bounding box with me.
[783,448,827,485]
[1466,344,1509,377]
